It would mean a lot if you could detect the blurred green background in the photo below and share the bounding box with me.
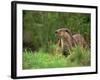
[23,10,90,52]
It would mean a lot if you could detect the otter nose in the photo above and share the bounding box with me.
[55,30,58,34]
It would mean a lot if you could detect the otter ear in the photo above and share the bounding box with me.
[63,28,72,35]
[64,28,70,33]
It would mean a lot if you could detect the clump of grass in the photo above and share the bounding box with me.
[23,46,90,69]
[23,49,67,69]
[66,46,91,67]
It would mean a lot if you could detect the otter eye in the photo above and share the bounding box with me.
[65,29,68,32]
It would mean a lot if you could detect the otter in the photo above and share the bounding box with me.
[55,28,87,56]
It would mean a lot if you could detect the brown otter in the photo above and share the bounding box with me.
[55,28,87,56]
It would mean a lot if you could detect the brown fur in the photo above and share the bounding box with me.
[55,28,87,55]
[72,34,86,48]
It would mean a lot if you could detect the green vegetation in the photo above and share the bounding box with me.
[23,11,91,69]
[23,46,90,69]
[23,11,90,51]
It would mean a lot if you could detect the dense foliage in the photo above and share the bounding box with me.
[23,10,90,52]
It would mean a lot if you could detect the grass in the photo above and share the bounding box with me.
[23,46,90,69]
[66,46,90,67]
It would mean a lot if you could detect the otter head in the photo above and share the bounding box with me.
[55,28,71,38]
[55,28,73,56]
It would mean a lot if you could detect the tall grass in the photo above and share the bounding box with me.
[23,46,90,69]
[66,46,90,67]
[23,49,67,69]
